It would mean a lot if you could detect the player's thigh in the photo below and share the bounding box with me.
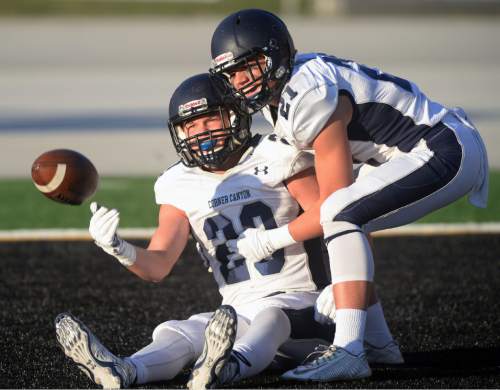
[365,118,485,232]
[234,291,319,322]
[320,120,481,230]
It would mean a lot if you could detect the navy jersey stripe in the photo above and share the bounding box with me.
[349,102,439,152]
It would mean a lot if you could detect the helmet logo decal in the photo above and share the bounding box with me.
[269,38,279,50]
[275,65,286,79]
[212,51,234,67]
[178,98,208,117]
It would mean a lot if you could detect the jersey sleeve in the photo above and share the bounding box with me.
[290,81,339,148]
[286,150,315,179]
[258,135,315,184]
[154,174,173,205]
[154,165,183,207]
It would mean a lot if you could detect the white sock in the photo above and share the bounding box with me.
[333,308,366,355]
[129,329,195,384]
[232,307,291,380]
[364,302,394,348]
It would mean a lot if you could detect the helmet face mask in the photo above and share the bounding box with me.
[210,9,296,114]
[168,74,251,170]
[214,51,278,113]
[169,107,248,170]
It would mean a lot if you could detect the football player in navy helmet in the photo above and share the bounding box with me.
[56,73,368,389]
[210,9,295,114]
[211,8,489,382]
[168,73,251,171]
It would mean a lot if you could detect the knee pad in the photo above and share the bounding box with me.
[322,220,374,284]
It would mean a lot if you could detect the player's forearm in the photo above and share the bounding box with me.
[288,200,323,242]
[126,207,189,282]
[127,247,180,282]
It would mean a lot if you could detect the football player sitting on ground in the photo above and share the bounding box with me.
[55,73,339,389]
[209,9,489,382]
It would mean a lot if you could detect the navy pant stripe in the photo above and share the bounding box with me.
[324,229,364,246]
[333,125,462,227]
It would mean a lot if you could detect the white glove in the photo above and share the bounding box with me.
[89,202,136,267]
[226,225,297,266]
[314,284,336,324]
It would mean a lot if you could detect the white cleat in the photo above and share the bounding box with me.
[55,313,136,389]
[365,340,404,365]
[282,345,371,382]
[187,305,238,390]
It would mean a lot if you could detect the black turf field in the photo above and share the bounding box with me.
[1,235,500,388]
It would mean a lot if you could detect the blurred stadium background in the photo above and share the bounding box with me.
[1,0,499,177]
[1,2,500,389]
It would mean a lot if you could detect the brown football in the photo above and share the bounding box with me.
[31,149,99,205]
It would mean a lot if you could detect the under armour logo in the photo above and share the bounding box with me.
[254,166,268,175]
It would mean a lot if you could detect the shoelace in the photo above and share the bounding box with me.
[302,345,338,367]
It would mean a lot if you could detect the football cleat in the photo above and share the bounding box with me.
[364,340,404,365]
[281,345,371,382]
[55,313,136,389]
[187,305,239,389]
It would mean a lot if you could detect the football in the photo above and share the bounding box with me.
[31,149,99,205]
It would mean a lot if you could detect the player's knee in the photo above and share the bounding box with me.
[320,189,365,230]
[152,319,205,356]
[322,220,363,246]
[254,307,291,344]
[152,320,185,341]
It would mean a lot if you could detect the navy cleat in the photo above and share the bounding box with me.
[365,340,404,365]
[282,345,371,382]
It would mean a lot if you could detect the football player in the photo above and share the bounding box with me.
[55,73,341,389]
[209,9,489,382]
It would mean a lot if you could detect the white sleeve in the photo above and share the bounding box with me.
[290,82,339,149]
[287,150,315,179]
[154,176,170,205]
[154,170,181,206]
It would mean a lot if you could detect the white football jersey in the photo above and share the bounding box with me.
[262,52,450,165]
[155,135,329,306]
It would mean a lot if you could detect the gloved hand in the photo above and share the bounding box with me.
[226,228,273,265]
[89,202,136,267]
[314,284,336,324]
[226,225,297,266]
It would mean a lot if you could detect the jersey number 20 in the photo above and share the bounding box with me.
[203,201,285,284]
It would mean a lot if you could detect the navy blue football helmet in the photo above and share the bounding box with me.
[210,9,296,113]
[168,73,251,169]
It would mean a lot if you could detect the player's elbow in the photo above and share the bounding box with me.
[133,249,177,282]
[149,275,165,283]
[143,267,172,283]
[130,263,172,283]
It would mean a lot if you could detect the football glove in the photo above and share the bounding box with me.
[314,284,336,324]
[89,202,136,267]
[226,225,296,265]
